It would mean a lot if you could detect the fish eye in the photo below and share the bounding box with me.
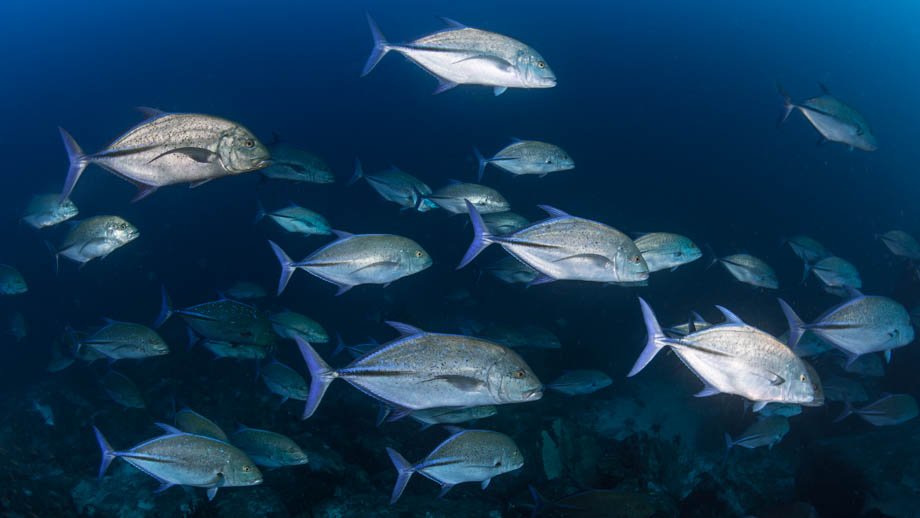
[545,158,552,164]
[242,465,251,472]
[243,139,254,148]
[537,61,546,69]
[631,255,642,264]
[415,250,423,258]
[799,374,806,382]
[495,460,502,467]
[512,369,525,379]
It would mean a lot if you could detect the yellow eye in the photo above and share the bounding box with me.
[799,374,806,382]
[242,465,251,472]
[632,255,642,263]
[244,139,254,148]
[537,61,545,69]
[513,370,525,379]
[415,250,423,258]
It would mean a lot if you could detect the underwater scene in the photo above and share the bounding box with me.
[2,1,920,516]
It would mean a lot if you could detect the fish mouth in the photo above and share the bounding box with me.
[255,158,273,169]
[523,387,544,400]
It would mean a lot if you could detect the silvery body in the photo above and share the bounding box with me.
[352,161,436,211]
[725,416,790,449]
[261,361,309,402]
[261,141,334,184]
[717,254,778,289]
[175,409,228,441]
[482,211,530,236]
[879,230,920,259]
[786,235,829,264]
[270,310,329,343]
[483,256,540,284]
[547,370,613,395]
[80,322,169,360]
[230,427,309,468]
[22,194,79,229]
[634,232,702,272]
[427,183,510,214]
[171,299,276,347]
[780,84,877,151]
[810,256,861,290]
[477,140,573,180]
[57,216,139,265]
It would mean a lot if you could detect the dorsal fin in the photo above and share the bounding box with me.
[155,422,183,435]
[509,137,524,143]
[136,106,166,119]
[332,229,354,239]
[818,82,831,95]
[844,286,864,299]
[537,205,572,218]
[386,321,425,336]
[439,17,467,29]
[714,305,745,325]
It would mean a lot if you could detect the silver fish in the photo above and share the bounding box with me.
[809,256,861,292]
[159,293,276,347]
[78,321,169,361]
[634,233,702,273]
[724,416,790,450]
[482,256,540,285]
[475,140,574,180]
[22,194,79,229]
[822,375,868,403]
[406,406,497,428]
[261,136,334,184]
[481,211,530,236]
[362,15,556,96]
[0,265,27,295]
[101,370,145,408]
[426,182,510,214]
[230,426,309,468]
[221,281,267,300]
[779,291,914,364]
[753,403,802,418]
[630,298,824,410]
[199,339,268,360]
[777,330,833,357]
[260,360,309,405]
[665,311,711,337]
[546,370,612,395]
[830,351,884,377]
[835,394,918,426]
[715,253,778,289]
[296,321,543,419]
[385,429,524,504]
[779,83,877,151]
[481,323,561,349]
[255,202,332,236]
[270,310,329,343]
[350,160,436,212]
[878,230,920,259]
[59,109,270,201]
[175,408,228,441]
[55,215,139,266]
[270,233,432,296]
[94,425,262,501]
[460,203,649,284]
[785,235,830,264]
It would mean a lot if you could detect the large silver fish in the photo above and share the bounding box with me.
[834,394,918,426]
[270,233,431,296]
[295,321,543,419]
[426,182,510,214]
[260,135,334,184]
[474,140,573,180]
[0,265,27,295]
[634,232,702,273]
[809,256,861,294]
[59,109,270,201]
[22,194,79,229]
[630,298,824,410]
[362,15,556,96]
[724,416,789,450]
[350,160,437,212]
[779,83,877,151]
[460,203,649,284]
[715,253,778,290]
[385,429,524,503]
[54,216,139,267]
[93,424,262,501]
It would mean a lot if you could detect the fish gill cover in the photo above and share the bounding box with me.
[1,1,920,517]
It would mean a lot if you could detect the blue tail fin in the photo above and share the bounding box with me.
[59,127,89,203]
[254,200,266,224]
[473,147,488,181]
[295,337,336,419]
[154,285,173,328]
[723,432,734,451]
[627,297,667,377]
[776,83,795,127]
[457,200,494,269]
[361,14,391,77]
[349,158,364,186]
[269,240,297,295]
[777,298,805,350]
[93,426,116,479]
[385,447,415,504]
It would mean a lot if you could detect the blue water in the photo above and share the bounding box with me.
[2,1,920,516]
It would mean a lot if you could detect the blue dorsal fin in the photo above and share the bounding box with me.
[442,425,465,435]
[136,106,165,119]
[101,317,119,325]
[691,311,708,325]
[844,286,864,299]
[155,422,182,435]
[509,137,524,143]
[234,422,249,433]
[439,17,467,28]
[445,178,463,186]
[714,306,745,325]
[331,229,354,239]
[386,321,425,336]
[537,205,572,218]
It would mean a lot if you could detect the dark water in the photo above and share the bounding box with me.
[2,1,920,516]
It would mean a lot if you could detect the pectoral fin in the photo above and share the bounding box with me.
[451,54,514,72]
[428,375,485,391]
[552,253,611,268]
[148,147,217,165]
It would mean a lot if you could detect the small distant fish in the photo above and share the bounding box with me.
[877,230,920,260]
[158,292,276,347]
[261,135,334,184]
[481,211,530,236]
[7,312,26,342]
[474,140,574,181]
[482,323,561,349]
[77,320,169,361]
[821,376,869,403]
[100,369,146,408]
[405,406,497,428]
[714,253,778,290]
[221,281,268,300]
[384,429,524,504]
[255,202,332,236]
[331,334,379,359]
[546,370,612,395]
[93,424,262,501]
[634,233,702,273]
[269,233,432,296]
[350,160,437,212]
[460,203,649,285]
[809,256,861,294]
[230,426,309,468]
[362,15,556,96]
[53,216,139,267]
[175,408,228,441]
[779,291,914,365]
[59,109,271,201]
[665,312,711,337]
[777,330,833,357]
[0,265,28,295]
[835,394,918,426]
[270,310,329,343]
[778,83,877,151]
[724,416,790,450]
[426,182,510,214]
[22,194,79,229]
[482,256,540,285]
[296,321,543,419]
[753,403,802,418]
[47,334,77,372]
[785,235,830,265]
[199,339,268,360]
[260,360,310,407]
[31,400,54,426]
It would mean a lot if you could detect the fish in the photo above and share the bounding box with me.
[76,320,169,361]
[830,351,885,377]
[665,312,711,337]
[349,160,437,212]
[630,298,824,410]
[295,321,543,419]
[714,253,778,289]
[93,424,262,501]
[425,182,510,214]
[269,233,432,296]
[546,370,612,395]
[331,334,380,359]
[779,291,914,365]
[59,109,271,201]
[255,202,332,236]
[482,256,540,285]
[634,233,703,273]
[221,281,268,300]
[474,140,574,181]
[260,360,310,407]
[809,256,861,294]
[384,429,524,504]
[260,135,334,184]
[834,394,918,426]
[481,211,530,236]
[31,400,54,426]
[47,334,77,372]
[53,215,139,267]
[724,416,790,450]
[753,403,802,418]
[175,408,228,441]
[481,323,562,349]
[158,292,277,347]
[778,83,877,151]
[362,15,556,96]
[22,194,79,229]
[270,310,329,343]
[6,312,26,342]
[785,235,830,265]
[777,330,833,357]
[878,230,920,260]
[230,426,309,468]
[821,376,869,403]
[100,369,145,409]
[460,203,649,285]
[403,406,498,429]
[0,265,28,295]
[199,339,268,360]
